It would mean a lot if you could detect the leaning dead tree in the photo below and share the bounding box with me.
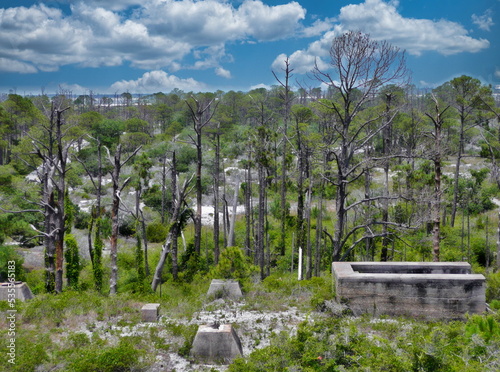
[151,173,194,292]
[312,31,409,261]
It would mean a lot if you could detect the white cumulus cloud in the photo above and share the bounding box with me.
[472,10,494,31]
[0,58,37,73]
[336,0,489,56]
[272,0,490,76]
[0,0,307,74]
[109,70,207,93]
[215,67,232,79]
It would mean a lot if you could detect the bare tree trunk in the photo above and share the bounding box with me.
[426,96,449,262]
[497,208,500,270]
[380,94,392,261]
[44,189,56,293]
[213,128,220,263]
[364,164,373,261]
[433,152,442,262]
[305,179,313,279]
[257,164,266,279]
[314,154,326,276]
[151,175,193,291]
[109,146,121,295]
[244,158,252,257]
[333,179,347,261]
[186,96,218,255]
[451,122,465,227]
[152,234,172,292]
[273,58,293,256]
[161,155,167,224]
[228,175,239,247]
[171,152,179,280]
[108,144,141,295]
[194,128,203,255]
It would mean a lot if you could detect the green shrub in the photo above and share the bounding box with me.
[176,324,198,358]
[178,242,208,283]
[118,216,136,237]
[0,330,50,372]
[74,210,90,230]
[68,337,144,372]
[64,234,81,289]
[146,222,168,243]
[209,246,258,291]
[486,271,500,302]
[24,268,45,295]
[0,164,14,188]
[490,300,500,311]
[0,245,26,282]
[465,315,500,342]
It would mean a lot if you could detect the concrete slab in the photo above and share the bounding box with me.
[141,303,160,322]
[190,323,243,364]
[0,282,34,301]
[207,279,243,299]
[332,262,486,320]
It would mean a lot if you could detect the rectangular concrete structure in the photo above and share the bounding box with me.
[141,303,160,322]
[190,324,243,364]
[207,279,243,299]
[332,262,486,320]
[0,282,34,301]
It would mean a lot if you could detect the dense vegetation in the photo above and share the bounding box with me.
[1,32,500,370]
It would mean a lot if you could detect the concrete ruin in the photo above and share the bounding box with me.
[207,279,243,299]
[332,262,486,319]
[190,323,243,364]
[141,303,160,322]
[0,281,34,301]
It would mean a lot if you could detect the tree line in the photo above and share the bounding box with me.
[1,31,499,294]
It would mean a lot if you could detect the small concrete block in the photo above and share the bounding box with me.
[190,324,243,364]
[141,303,160,322]
[0,282,34,301]
[207,279,243,299]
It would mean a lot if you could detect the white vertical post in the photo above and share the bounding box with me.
[298,247,303,281]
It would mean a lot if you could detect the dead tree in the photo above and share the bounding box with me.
[273,58,293,256]
[425,95,450,262]
[151,174,194,291]
[75,135,105,289]
[312,31,408,260]
[106,144,141,295]
[186,95,218,255]
[23,104,73,293]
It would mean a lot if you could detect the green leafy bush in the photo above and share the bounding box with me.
[0,245,26,282]
[209,246,258,291]
[486,271,500,302]
[146,221,168,243]
[64,234,81,289]
[68,337,144,372]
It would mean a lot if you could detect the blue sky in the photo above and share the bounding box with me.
[0,0,498,95]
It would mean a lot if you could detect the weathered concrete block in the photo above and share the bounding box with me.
[141,303,160,322]
[190,323,243,364]
[0,282,34,301]
[207,279,243,299]
[332,262,486,320]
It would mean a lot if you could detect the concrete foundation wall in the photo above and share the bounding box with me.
[0,282,34,301]
[332,262,486,320]
[190,324,243,364]
[207,279,243,299]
